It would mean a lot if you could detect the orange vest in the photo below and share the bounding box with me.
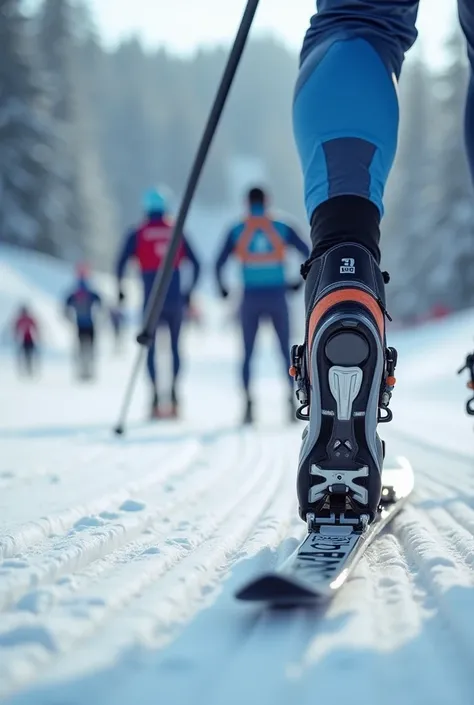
[234,215,286,264]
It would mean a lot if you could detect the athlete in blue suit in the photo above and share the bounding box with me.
[64,266,102,381]
[216,187,309,424]
[292,1,474,525]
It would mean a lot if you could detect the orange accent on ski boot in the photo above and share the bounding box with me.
[467,381,474,390]
[289,365,297,378]
[387,376,396,387]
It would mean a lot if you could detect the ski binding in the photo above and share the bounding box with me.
[236,456,414,605]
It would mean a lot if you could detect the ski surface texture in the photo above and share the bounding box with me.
[236,456,414,605]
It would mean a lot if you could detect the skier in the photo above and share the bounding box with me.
[64,265,102,381]
[116,188,200,419]
[12,304,39,376]
[215,186,310,424]
[290,1,474,527]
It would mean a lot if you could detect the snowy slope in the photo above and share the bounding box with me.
[1,248,474,705]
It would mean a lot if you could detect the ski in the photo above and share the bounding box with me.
[236,456,414,605]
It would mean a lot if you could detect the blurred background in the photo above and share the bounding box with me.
[0,0,472,323]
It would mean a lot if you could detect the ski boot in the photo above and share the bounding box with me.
[291,242,396,529]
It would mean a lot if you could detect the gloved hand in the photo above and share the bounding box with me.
[183,291,192,308]
[219,285,229,299]
[118,288,125,304]
[287,280,303,292]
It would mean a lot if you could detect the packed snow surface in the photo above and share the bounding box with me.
[1,245,474,705]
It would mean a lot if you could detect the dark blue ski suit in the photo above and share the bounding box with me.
[293,1,474,220]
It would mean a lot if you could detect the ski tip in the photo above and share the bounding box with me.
[236,574,320,604]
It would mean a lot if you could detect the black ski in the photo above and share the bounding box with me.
[236,457,414,604]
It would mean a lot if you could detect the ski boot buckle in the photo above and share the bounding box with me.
[378,346,397,423]
[290,344,309,420]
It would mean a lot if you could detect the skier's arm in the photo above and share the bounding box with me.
[63,293,74,319]
[286,224,310,259]
[215,231,235,297]
[116,231,137,298]
[182,237,201,294]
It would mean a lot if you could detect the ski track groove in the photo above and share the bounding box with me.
[0,440,201,561]
[0,431,299,700]
[0,434,250,614]
[32,439,300,705]
[397,504,474,690]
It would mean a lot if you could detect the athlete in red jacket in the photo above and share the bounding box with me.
[116,188,201,418]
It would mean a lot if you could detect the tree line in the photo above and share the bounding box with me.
[1,1,473,320]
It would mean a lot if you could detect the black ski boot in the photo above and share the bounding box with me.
[292,242,396,528]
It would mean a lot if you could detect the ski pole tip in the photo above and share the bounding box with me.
[114,425,125,436]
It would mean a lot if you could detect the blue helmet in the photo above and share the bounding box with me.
[142,188,167,214]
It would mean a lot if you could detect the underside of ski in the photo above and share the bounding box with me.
[236,456,414,605]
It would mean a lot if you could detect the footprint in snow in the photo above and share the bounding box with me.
[142,546,161,555]
[2,559,29,569]
[99,511,121,520]
[73,516,106,530]
[0,471,14,479]
[56,575,77,588]
[17,588,57,614]
[0,625,57,652]
[120,499,146,512]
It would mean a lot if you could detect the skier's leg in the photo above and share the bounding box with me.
[146,334,159,413]
[459,0,474,184]
[168,307,183,412]
[24,343,33,377]
[77,329,87,380]
[269,294,297,422]
[271,296,291,382]
[86,328,95,379]
[241,296,260,423]
[292,1,418,524]
[17,344,25,376]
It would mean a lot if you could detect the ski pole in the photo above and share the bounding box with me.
[113,0,261,436]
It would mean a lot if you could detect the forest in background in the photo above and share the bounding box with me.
[1,0,474,321]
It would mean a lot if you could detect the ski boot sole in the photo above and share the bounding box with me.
[298,307,384,525]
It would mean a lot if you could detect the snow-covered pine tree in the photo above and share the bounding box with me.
[35,0,85,261]
[0,0,56,254]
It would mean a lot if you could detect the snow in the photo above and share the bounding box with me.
[1,246,474,704]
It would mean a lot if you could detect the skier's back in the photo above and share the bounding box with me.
[64,266,102,381]
[215,187,309,424]
[13,305,39,376]
[291,1,474,527]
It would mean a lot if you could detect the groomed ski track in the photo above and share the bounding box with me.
[1,250,474,704]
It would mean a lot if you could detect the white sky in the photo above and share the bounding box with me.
[90,0,457,67]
